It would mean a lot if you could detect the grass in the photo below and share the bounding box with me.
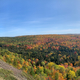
[21,72,35,80]
[0,68,17,80]
[76,76,80,80]
[0,77,4,80]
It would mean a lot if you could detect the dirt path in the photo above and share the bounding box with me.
[0,60,27,80]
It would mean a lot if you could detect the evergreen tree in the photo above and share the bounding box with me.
[30,67,35,76]
[55,72,59,80]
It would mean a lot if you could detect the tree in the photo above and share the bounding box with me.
[76,69,80,77]
[30,67,35,76]
[48,62,54,69]
[67,70,76,79]
[41,61,45,67]
[55,72,59,80]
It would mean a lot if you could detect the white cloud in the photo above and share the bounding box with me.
[23,20,40,24]
[66,22,80,27]
[23,17,53,24]
[8,28,26,33]
[43,29,80,34]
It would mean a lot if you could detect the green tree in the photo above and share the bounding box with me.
[30,67,35,76]
[55,72,59,80]
[76,69,80,76]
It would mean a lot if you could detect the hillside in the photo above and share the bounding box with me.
[0,34,80,80]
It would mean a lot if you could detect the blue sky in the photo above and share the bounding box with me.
[0,0,80,37]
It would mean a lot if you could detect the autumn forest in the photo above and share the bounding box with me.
[0,34,80,80]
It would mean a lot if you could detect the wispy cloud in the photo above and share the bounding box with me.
[23,17,53,24]
[43,29,80,34]
[66,21,80,27]
[40,17,53,21]
[0,0,80,37]
[8,28,26,33]
[23,20,40,24]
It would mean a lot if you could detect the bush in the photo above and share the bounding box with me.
[76,69,80,76]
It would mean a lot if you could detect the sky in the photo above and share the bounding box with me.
[0,0,80,37]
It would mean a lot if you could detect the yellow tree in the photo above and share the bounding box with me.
[68,70,76,79]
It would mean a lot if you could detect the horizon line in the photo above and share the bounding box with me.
[0,33,80,37]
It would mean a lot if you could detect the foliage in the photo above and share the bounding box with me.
[76,69,80,76]
[1,35,80,80]
[67,70,76,79]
